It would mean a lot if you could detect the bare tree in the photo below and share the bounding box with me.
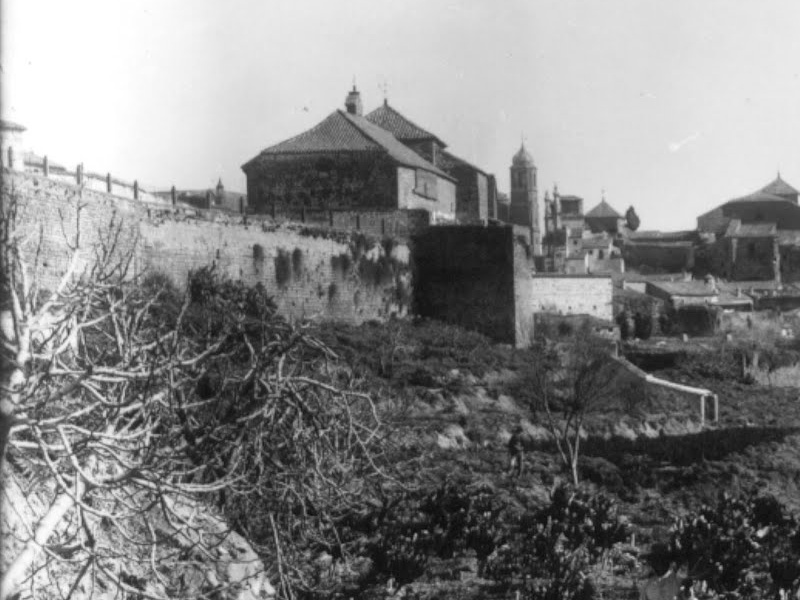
[1,188,387,599]
[527,325,621,486]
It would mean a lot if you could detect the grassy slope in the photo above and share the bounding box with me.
[314,320,800,598]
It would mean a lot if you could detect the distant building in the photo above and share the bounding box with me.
[585,197,625,234]
[697,174,800,235]
[242,87,458,223]
[507,144,540,252]
[696,174,800,282]
[541,186,626,273]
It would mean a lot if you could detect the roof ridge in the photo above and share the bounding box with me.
[338,109,394,152]
[365,102,447,147]
[384,102,443,143]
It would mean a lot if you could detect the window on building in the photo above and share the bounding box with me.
[599,250,605,259]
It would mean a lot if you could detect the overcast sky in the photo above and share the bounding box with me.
[2,0,799,231]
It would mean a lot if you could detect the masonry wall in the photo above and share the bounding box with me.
[452,167,489,224]
[529,275,614,321]
[245,153,397,214]
[4,169,412,324]
[396,167,456,221]
[411,225,532,346]
[729,237,777,281]
[622,242,695,273]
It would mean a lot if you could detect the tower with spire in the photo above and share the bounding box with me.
[509,142,541,254]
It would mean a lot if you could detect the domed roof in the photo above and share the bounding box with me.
[512,143,534,167]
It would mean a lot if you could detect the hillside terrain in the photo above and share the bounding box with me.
[307,320,800,599]
[4,260,800,599]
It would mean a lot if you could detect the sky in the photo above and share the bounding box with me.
[2,0,799,231]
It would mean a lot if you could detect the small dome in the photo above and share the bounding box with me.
[512,143,534,167]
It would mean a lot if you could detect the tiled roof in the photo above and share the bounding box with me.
[343,111,453,180]
[365,102,446,146]
[438,150,488,176]
[585,199,622,219]
[724,219,777,238]
[728,191,789,204]
[243,110,453,180]
[717,280,785,293]
[760,174,799,197]
[649,280,718,297]
[0,119,26,132]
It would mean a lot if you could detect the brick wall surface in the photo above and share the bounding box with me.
[4,170,411,324]
[529,275,614,321]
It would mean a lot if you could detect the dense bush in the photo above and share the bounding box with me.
[486,485,629,599]
[366,481,507,585]
[650,491,800,597]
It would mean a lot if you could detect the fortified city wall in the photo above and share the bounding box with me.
[2,169,412,323]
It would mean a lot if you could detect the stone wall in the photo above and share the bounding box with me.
[4,169,412,324]
[728,236,777,281]
[529,275,614,321]
[452,167,489,224]
[244,153,398,214]
[622,241,695,273]
[411,225,533,347]
[396,166,456,221]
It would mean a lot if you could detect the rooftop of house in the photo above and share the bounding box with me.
[728,190,791,204]
[437,150,489,177]
[724,219,777,238]
[717,279,786,293]
[648,280,719,297]
[760,173,799,197]
[365,101,447,147]
[242,109,453,181]
[585,199,622,219]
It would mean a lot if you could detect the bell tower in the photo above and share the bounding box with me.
[509,143,540,254]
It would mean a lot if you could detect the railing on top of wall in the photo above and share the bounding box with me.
[2,144,247,214]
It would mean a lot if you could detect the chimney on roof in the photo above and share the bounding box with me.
[345,85,363,116]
